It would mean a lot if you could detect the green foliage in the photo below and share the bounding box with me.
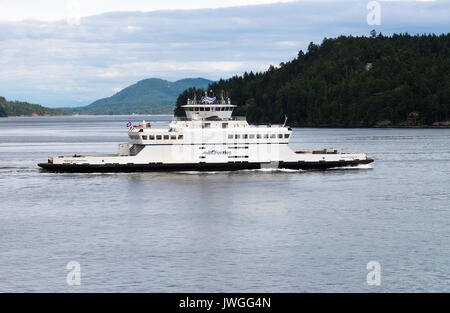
[66,78,212,115]
[0,99,6,117]
[0,96,67,117]
[175,33,450,126]
[174,87,207,117]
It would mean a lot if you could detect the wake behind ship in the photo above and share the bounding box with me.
[38,92,374,172]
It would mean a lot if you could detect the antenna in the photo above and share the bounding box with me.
[283,115,288,127]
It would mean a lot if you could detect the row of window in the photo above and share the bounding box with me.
[200,155,249,159]
[141,134,183,140]
[133,133,290,141]
[228,134,290,139]
[185,107,233,112]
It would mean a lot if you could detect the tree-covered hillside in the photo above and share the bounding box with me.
[67,78,212,115]
[0,103,6,117]
[0,96,67,117]
[175,33,449,127]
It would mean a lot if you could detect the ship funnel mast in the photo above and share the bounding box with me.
[283,115,288,127]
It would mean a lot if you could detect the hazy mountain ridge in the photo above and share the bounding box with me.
[65,78,212,115]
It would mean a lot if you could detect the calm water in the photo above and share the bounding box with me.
[0,115,449,292]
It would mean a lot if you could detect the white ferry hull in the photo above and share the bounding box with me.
[38,151,373,172]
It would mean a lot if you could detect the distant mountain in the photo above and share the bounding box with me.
[66,78,212,115]
[0,96,67,117]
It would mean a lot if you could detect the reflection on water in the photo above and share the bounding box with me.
[0,115,449,292]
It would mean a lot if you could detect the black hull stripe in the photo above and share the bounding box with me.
[38,159,374,173]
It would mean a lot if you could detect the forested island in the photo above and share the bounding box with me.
[175,33,449,127]
[0,96,67,117]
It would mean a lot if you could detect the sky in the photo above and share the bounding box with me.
[0,0,448,107]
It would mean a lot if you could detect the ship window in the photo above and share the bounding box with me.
[156,135,162,140]
[278,134,283,138]
[228,134,233,139]
[264,134,269,139]
[222,123,228,128]
[171,135,176,140]
[204,123,211,128]
[243,134,248,139]
[200,107,204,111]
[194,107,199,111]
[284,134,290,138]
[256,134,261,139]
[142,135,147,140]
[235,134,240,139]
[164,135,169,140]
[149,135,155,140]
[249,134,255,139]
[205,107,210,111]
[270,134,276,139]
[178,135,183,140]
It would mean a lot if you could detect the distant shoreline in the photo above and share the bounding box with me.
[288,123,450,129]
[2,114,450,129]
[1,113,173,118]
[1,114,71,118]
[292,125,450,129]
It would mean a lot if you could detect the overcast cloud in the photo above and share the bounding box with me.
[0,0,448,107]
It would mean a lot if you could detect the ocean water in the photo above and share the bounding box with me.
[0,115,449,292]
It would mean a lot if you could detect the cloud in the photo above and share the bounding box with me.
[97,61,269,78]
[0,0,448,107]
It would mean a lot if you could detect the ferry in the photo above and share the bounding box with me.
[38,92,374,172]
